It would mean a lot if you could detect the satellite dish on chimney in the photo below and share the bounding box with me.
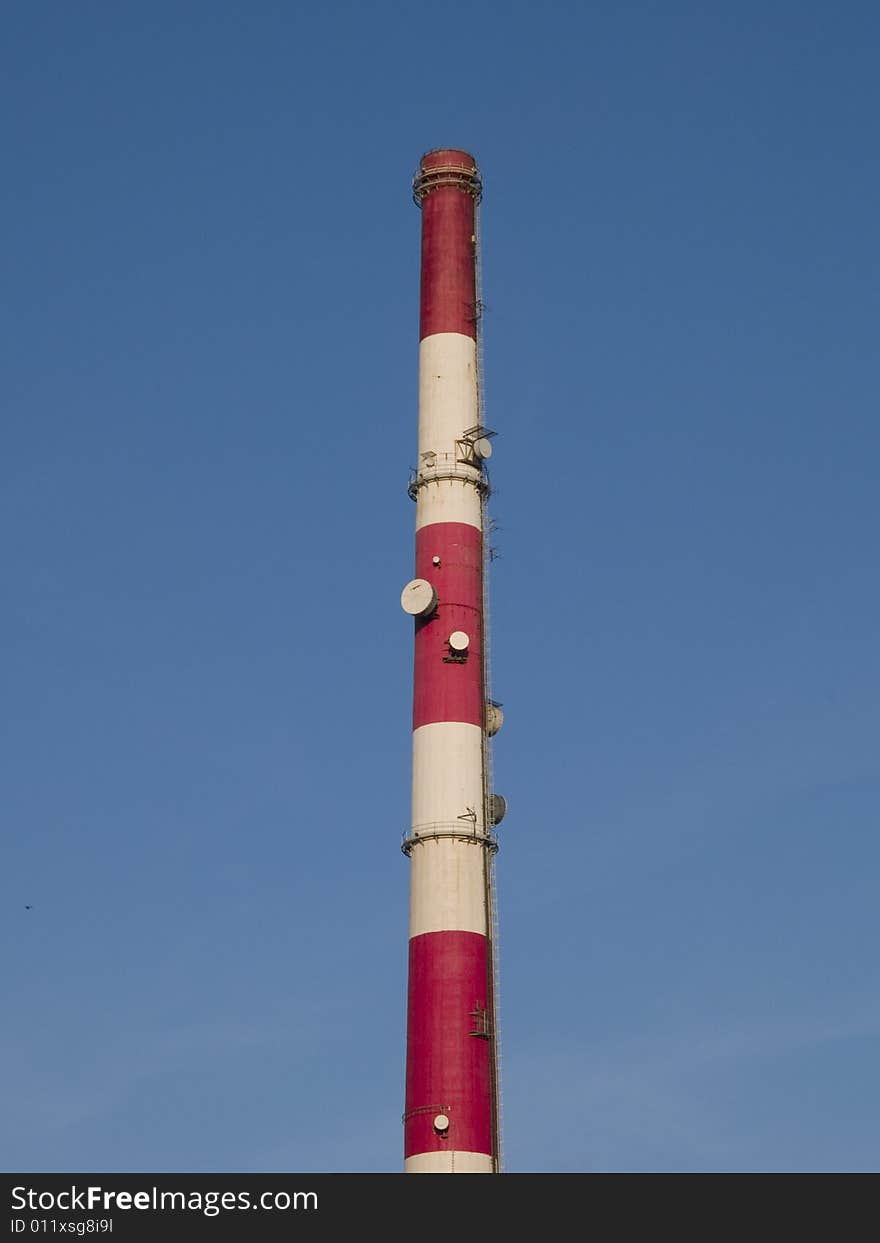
[473,437,493,460]
[489,794,507,826]
[400,578,438,617]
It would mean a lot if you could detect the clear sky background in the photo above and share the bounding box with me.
[3,1,878,1173]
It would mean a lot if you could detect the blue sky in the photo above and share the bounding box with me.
[2,1,878,1172]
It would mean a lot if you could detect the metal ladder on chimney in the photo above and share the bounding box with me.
[475,197,505,1174]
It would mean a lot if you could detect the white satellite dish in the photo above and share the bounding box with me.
[400,579,438,617]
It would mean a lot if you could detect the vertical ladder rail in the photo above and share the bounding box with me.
[475,199,505,1174]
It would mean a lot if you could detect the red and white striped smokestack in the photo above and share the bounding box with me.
[401,149,503,1174]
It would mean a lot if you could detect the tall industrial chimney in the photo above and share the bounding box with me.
[400,149,503,1174]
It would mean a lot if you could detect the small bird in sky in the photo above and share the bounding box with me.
[25,905,33,910]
